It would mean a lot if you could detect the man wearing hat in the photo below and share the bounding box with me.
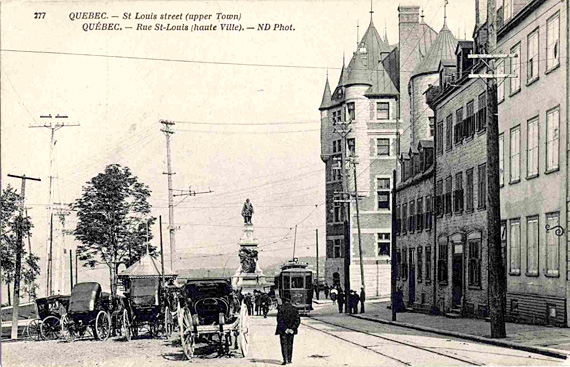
[275,298,300,365]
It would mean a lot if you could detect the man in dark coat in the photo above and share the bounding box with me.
[275,298,301,365]
[324,283,329,299]
[347,290,354,314]
[254,291,261,316]
[352,291,360,314]
[261,292,271,318]
[337,288,345,313]
[360,287,366,313]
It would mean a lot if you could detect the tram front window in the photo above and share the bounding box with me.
[291,276,304,289]
[284,275,290,289]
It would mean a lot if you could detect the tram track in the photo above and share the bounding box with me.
[305,316,485,366]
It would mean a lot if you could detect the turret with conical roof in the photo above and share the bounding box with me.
[319,75,332,110]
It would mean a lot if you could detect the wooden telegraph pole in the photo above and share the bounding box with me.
[7,173,41,340]
[315,229,319,300]
[468,0,517,338]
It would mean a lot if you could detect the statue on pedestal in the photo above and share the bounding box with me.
[239,247,258,273]
[241,198,254,224]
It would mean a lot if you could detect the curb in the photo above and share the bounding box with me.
[352,314,568,360]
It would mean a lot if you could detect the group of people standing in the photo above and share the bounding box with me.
[328,285,365,314]
[243,290,272,318]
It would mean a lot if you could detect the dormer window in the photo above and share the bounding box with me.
[377,102,390,120]
[419,150,425,172]
[347,102,356,121]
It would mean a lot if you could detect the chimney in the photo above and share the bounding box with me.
[398,5,420,24]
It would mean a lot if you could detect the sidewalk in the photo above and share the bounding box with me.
[352,301,570,359]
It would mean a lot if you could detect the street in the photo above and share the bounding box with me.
[2,303,566,366]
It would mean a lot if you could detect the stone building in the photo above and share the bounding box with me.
[494,0,569,326]
[319,5,441,297]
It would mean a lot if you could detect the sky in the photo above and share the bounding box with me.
[1,0,476,291]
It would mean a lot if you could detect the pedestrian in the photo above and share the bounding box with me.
[254,291,261,316]
[347,290,354,314]
[330,287,338,304]
[337,288,345,313]
[245,293,253,315]
[324,283,329,299]
[353,291,360,314]
[275,298,300,365]
[315,282,320,299]
[261,292,271,318]
[360,287,366,314]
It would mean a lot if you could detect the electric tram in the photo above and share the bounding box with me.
[274,258,314,315]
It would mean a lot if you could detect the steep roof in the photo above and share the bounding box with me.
[119,253,178,279]
[319,76,332,110]
[412,20,458,77]
[365,62,399,96]
[345,52,372,87]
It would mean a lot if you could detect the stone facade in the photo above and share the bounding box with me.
[495,0,569,326]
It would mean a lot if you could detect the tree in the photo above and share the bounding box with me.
[0,185,40,305]
[72,164,157,296]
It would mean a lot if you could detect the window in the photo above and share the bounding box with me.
[377,102,390,120]
[499,134,504,186]
[377,178,391,210]
[402,203,408,235]
[509,219,521,275]
[546,212,560,276]
[425,196,432,230]
[446,114,453,150]
[333,238,343,258]
[468,237,481,287]
[510,126,521,182]
[455,107,464,144]
[454,172,464,213]
[332,161,342,181]
[546,13,560,71]
[477,93,487,131]
[333,200,342,222]
[377,233,391,256]
[527,29,539,82]
[546,108,560,171]
[465,101,475,137]
[332,140,342,153]
[504,0,512,21]
[527,118,538,177]
[417,198,424,232]
[526,216,539,276]
[510,43,521,93]
[347,138,356,157]
[396,205,401,235]
[436,180,443,216]
[417,246,423,282]
[291,276,304,289]
[445,176,452,215]
[409,200,415,233]
[397,250,402,279]
[377,138,390,156]
[409,248,415,281]
[497,61,505,102]
[438,238,448,283]
[402,248,408,280]
[425,246,432,281]
[466,168,474,211]
[347,102,355,121]
[437,121,444,155]
[478,164,487,209]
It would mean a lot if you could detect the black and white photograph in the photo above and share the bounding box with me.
[0,0,569,366]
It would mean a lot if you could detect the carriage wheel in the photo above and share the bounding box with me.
[238,303,250,357]
[178,307,196,359]
[26,319,42,341]
[164,306,173,338]
[40,316,61,340]
[60,315,76,343]
[94,311,111,341]
[121,310,131,341]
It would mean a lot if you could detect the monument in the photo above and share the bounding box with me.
[232,200,268,291]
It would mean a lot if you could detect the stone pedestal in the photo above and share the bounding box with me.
[232,224,268,293]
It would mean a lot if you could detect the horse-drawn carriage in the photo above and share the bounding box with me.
[60,282,127,342]
[121,277,177,340]
[177,278,249,359]
[26,294,70,341]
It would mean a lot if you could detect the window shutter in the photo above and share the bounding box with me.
[370,139,376,156]
[370,101,375,120]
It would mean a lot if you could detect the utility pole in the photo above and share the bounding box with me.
[350,157,365,292]
[292,225,298,259]
[468,2,517,338]
[391,169,397,321]
[54,203,71,295]
[30,114,79,296]
[160,216,165,286]
[160,119,177,271]
[8,173,41,340]
[315,228,319,300]
[69,249,73,290]
[332,119,352,311]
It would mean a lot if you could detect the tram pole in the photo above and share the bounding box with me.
[391,169,397,321]
[315,228,319,300]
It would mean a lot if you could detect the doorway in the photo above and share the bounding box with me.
[452,243,463,307]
